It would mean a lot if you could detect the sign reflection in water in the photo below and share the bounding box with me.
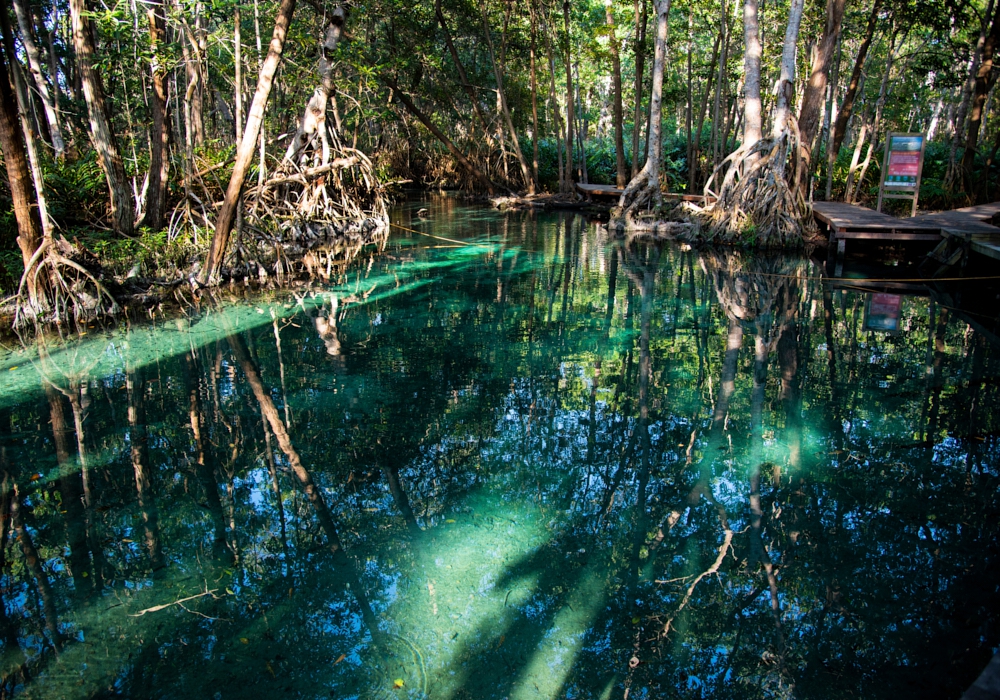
[0,200,997,699]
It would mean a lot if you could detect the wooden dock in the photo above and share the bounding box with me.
[813,200,1000,275]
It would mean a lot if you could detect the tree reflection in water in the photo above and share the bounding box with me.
[0,203,996,699]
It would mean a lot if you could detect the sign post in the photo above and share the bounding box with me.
[877,132,927,216]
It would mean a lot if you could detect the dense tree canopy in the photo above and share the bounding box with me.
[0,0,999,287]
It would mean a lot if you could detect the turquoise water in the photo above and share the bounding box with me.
[0,197,997,699]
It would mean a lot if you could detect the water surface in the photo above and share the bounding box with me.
[0,198,997,699]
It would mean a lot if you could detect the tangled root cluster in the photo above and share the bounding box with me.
[702,123,815,247]
[230,128,390,280]
[245,141,388,234]
[14,236,119,328]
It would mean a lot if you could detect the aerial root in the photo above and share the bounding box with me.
[700,120,815,247]
[14,237,119,328]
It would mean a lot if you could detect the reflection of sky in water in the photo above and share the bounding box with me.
[0,198,997,698]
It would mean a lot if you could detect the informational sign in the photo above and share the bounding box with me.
[877,132,927,216]
[884,135,924,189]
[864,293,903,332]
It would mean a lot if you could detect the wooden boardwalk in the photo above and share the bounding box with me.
[813,200,1000,274]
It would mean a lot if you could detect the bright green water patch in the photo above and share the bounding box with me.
[0,196,997,699]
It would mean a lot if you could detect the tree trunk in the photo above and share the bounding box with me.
[542,5,566,191]
[1,4,52,244]
[691,28,722,188]
[797,0,847,160]
[617,0,671,216]
[435,0,491,135]
[631,0,648,178]
[141,0,170,230]
[948,0,996,187]
[483,4,534,193]
[199,0,296,285]
[387,79,496,194]
[70,0,135,236]
[830,0,882,158]
[284,6,345,166]
[563,0,575,188]
[12,0,65,159]
[685,6,693,189]
[772,0,804,136]
[530,0,540,187]
[961,0,1000,193]
[742,0,763,151]
[712,1,729,167]
[0,41,42,266]
[605,0,627,187]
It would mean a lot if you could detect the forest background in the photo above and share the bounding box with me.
[0,0,998,294]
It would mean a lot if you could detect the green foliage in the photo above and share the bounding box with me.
[44,152,111,228]
[75,227,201,278]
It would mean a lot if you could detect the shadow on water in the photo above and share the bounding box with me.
[0,199,998,698]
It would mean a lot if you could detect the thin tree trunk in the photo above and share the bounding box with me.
[12,0,65,159]
[563,0,576,188]
[798,0,847,163]
[686,6,693,189]
[712,1,727,164]
[70,0,135,236]
[387,79,496,194]
[530,0,540,188]
[141,0,169,230]
[948,0,996,186]
[617,0,671,214]
[961,0,1000,193]
[831,0,882,157]
[0,40,42,266]
[632,0,648,178]
[200,0,296,285]
[772,0,805,136]
[606,0,627,187]
[483,4,533,193]
[819,34,842,196]
[284,6,345,166]
[435,0,491,135]
[692,29,722,187]
[743,0,763,151]
[235,9,243,142]
[542,5,566,191]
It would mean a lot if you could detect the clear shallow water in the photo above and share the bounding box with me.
[0,197,997,699]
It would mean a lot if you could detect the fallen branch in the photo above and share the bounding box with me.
[129,588,219,617]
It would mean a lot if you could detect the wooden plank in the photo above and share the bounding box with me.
[812,201,939,232]
[971,239,1000,261]
[835,231,941,241]
[576,183,623,196]
[916,212,1000,234]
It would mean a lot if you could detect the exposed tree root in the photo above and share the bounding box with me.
[236,127,389,278]
[14,237,119,328]
[700,124,815,247]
